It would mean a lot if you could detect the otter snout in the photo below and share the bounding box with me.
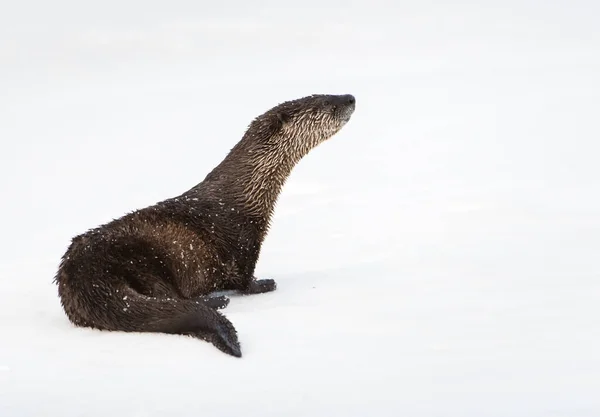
[331,94,356,122]
[332,94,355,107]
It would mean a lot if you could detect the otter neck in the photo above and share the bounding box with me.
[199,138,304,222]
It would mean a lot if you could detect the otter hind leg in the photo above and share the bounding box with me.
[196,294,230,310]
[241,278,277,295]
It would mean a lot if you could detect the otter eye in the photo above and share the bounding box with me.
[323,100,330,106]
[276,112,289,124]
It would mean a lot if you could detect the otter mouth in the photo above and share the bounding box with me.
[338,105,355,123]
[332,94,356,124]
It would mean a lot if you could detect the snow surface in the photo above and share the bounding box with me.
[1,1,600,416]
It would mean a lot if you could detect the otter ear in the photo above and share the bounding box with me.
[276,111,289,125]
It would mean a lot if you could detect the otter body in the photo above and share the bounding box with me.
[55,94,356,357]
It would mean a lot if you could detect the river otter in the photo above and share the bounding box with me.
[54,93,356,357]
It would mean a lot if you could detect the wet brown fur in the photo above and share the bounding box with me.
[54,94,356,357]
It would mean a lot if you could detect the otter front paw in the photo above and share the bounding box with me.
[242,278,277,295]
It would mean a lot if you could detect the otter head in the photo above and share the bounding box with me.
[272,94,356,154]
[244,94,356,161]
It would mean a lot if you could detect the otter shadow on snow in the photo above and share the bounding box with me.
[54,94,356,357]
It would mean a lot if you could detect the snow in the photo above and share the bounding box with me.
[1,1,600,416]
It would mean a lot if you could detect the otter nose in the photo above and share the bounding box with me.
[332,94,355,107]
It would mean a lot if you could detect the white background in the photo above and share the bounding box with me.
[1,1,599,416]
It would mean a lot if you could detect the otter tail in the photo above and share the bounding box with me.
[57,276,242,357]
[120,287,242,357]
